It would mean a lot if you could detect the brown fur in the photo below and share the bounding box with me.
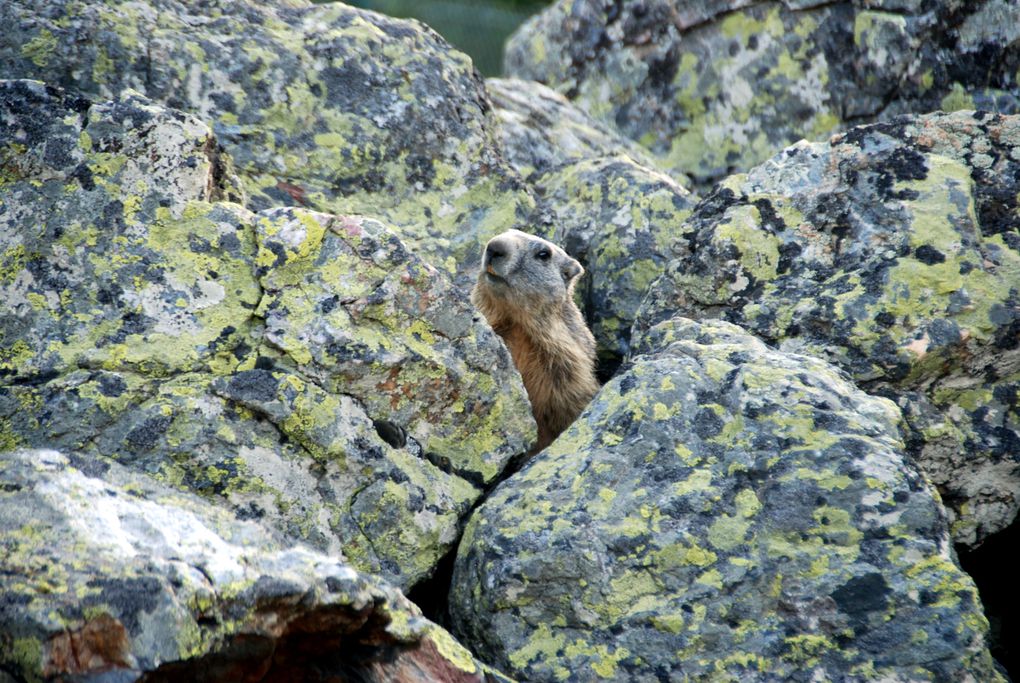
[471,230,599,452]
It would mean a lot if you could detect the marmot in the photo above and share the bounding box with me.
[472,230,599,453]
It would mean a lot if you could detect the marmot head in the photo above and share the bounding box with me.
[472,230,583,316]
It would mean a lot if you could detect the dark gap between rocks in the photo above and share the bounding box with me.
[406,542,458,629]
[406,439,540,632]
[958,517,1020,680]
[596,353,622,385]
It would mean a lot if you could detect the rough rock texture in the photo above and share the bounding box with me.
[252,207,532,489]
[635,110,1020,548]
[451,318,1001,682]
[0,0,538,271]
[0,79,535,589]
[0,81,254,381]
[488,78,697,366]
[505,0,1020,189]
[0,449,508,683]
[487,77,666,183]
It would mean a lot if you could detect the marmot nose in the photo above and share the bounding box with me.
[485,241,508,265]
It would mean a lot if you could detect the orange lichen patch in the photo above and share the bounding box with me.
[377,366,403,409]
[44,613,136,677]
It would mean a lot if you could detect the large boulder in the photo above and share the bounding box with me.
[0,81,255,380]
[505,0,1020,189]
[451,318,1002,682]
[0,0,538,271]
[0,79,534,589]
[0,448,506,682]
[634,110,1020,548]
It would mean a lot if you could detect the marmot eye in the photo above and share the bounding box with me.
[535,249,551,261]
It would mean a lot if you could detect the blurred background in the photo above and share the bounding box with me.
[315,0,553,76]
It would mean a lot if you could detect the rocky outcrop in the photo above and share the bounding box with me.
[634,110,1020,549]
[0,0,537,271]
[2,0,1018,679]
[0,79,534,590]
[0,449,505,682]
[451,318,1002,682]
[505,0,1020,190]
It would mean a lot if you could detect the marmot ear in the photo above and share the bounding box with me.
[562,258,583,282]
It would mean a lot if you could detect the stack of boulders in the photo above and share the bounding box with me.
[0,0,1016,680]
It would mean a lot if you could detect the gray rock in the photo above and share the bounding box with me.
[0,0,538,272]
[252,206,533,489]
[487,77,668,182]
[0,449,505,682]
[505,0,1020,190]
[0,80,535,589]
[451,317,1001,682]
[0,79,257,381]
[634,110,1020,548]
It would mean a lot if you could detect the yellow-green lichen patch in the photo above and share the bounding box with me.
[635,110,1020,550]
[254,206,532,489]
[4,637,43,683]
[507,623,571,680]
[20,29,57,67]
[451,317,998,681]
[424,624,482,675]
[586,643,631,679]
[706,489,760,552]
[940,83,977,112]
[714,205,781,283]
[0,244,29,286]
[877,161,990,350]
[0,338,35,374]
[781,633,835,666]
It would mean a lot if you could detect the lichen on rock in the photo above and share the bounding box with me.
[536,154,696,366]
[0,449,500,682]
[505,0,1020,190]
[252,207,533,487]
[0,0,539,272]
[0,80,535,590]
[635,110,1020,548]
[3,0,1017,678]
[0,80,255,382]
[451,317,1002,682]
